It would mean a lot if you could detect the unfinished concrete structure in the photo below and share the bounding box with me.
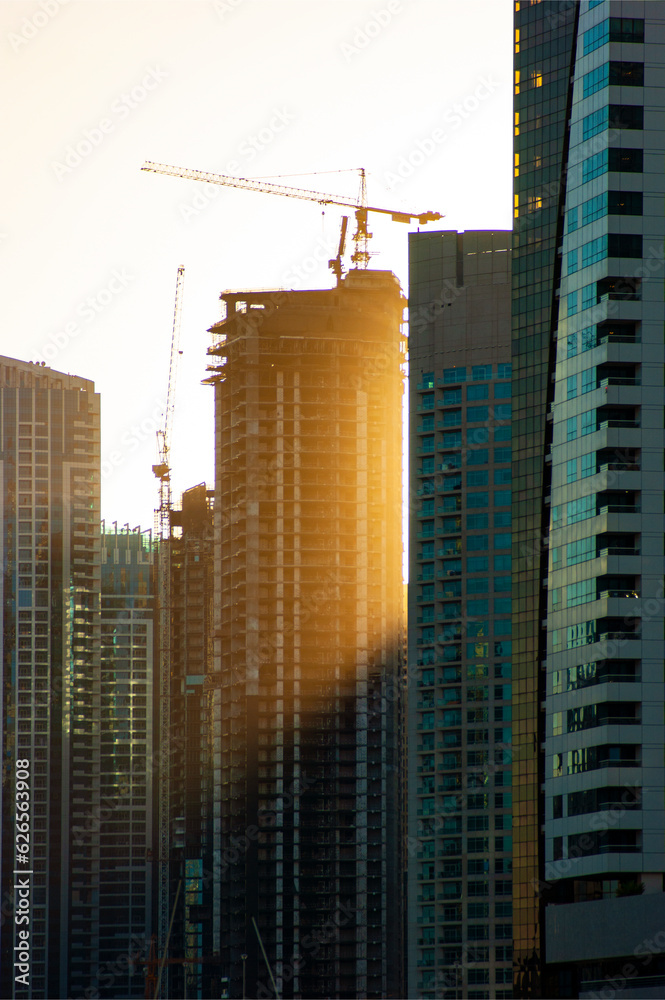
[206,270,405,999]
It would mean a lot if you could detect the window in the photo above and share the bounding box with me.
[495,426,511,442]
[472,365,492,380]
[609,17,645,44]
[467,384,489,401]
[494,533,511,549]
[567,579,595,607]
[494,491,510,507]
[608,104,643,130]
[567,374,577,399]
[568,206,578,231]
[567,494,595,523]
[567,458,577,483]
[468,406,489,423]
[581,409,595,435]
[608,147,642,172]
[468,599,489,616]
[443,432,462,448]
[467,471,489,487]
[568,249,578,274]
[581,326,596,352]
[582,283,595,310]
[421,435,434,452]
[468,492,489,509]
[583,64,608,98]
[567,291,578,316]
[567,416,577,441]
[442,409,462,427]
[583,107,607,140]
[582,368,595,394]
[467,535,489,551]
[608,191,643,216]
[609,62,644,87]
[494,404,511,421]
[582,193,605,226]
[608,234,642,258]
[495,598,511,614]
[421,372,434,389]
[468,556,489,573]
[494,554,512,572]
[494,447,511,463]
[567,333,578,358]
[467,578,489,594]
[494,577,511,592]
[444,367,467,383]
[497,363,511,378]
[494,383,511,398]
[467,449,489,465]
[582,453,595,477]
[494,468,511,485]
[443,388,462,405]
[582,235,607,267]
[567,537,595,565]
[467,513,488,529]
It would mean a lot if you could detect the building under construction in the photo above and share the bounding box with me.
[206,269,405,999]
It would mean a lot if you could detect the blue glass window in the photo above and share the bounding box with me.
[443,432,462,448]
[444,367,467,383]
[567,416,577,441]
[494,447,511,463]
[467,470,489,487]
[584,19,609,54]
[494,491,511,507]
[467,449,489,465]
[567,458,577,483]
[567,375,577,399]
[582,235,607,267]
[494,426,511,442]
[581,453,595,477]
[468,599,489,616]
[468,557,489,573]
[468,406,489,422]
[494,468,512,485]
[494,511,511,527]
[568,291,578,316]
[494,404,511,421]
[581,410,595,435]
[472,365,492,381]
[467,492,489,509]
[567,206,578,232]
[567,333,578,358]
[467,578,489,594]
[494,534,511,549]
[568,249,578,274]
[583,193,605,225]
[467,513,488,529]
[582,150,607,182]
[582,368,595,393]
[581,326,596,352]
[583,108,607,141]
[443,388,462,404]
[467,535,489,551]
[494,598,511,615]
[583,64,608,98]
[582,283,596,310]
[494,383,511,398]
[442,409,462,427]
[467,384,489,401]
[494,554,512,572]
[497,363,511,378]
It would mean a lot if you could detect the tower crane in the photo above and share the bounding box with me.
[141,161,443,278]
[152,264,185,986]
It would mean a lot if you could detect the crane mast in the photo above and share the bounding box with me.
[153,264,185,993]
[141,160,443,272]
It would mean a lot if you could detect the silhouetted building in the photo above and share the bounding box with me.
[513,2,665,996]
[166,484,216,1000]
[206,270,405,999]
[407,231,513,999]
[0,356,101,999]
[98,522,158,998]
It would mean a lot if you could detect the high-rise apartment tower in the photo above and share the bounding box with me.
[206,270,404,999]
[513,2,665,995]
[0,356,101,998]
[407,231,514,1000]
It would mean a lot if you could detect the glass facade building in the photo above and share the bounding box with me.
[407,231,513,1000]
[513,2,665,995]
[0,356,101,999]
[99,523,158,999]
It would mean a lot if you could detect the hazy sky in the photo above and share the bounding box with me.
[1,0,512,530]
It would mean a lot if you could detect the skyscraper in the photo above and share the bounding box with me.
[407,230,513,1000]
[98,522,158,999]
[513,2,665,995]
[206,270,404,999]
[165,484,216,1000]
[0,356,101,999]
